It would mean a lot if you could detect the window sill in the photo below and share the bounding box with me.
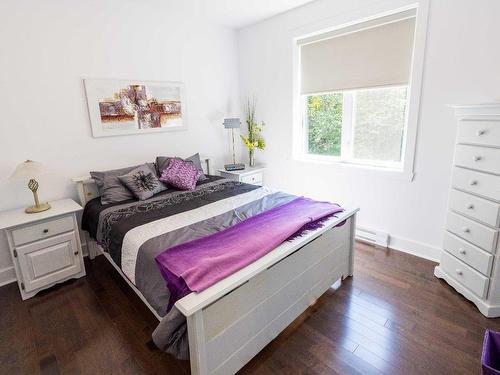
[293,154,415,182]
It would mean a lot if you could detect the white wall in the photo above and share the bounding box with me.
[238,0,500,261]
[0,0,241,284]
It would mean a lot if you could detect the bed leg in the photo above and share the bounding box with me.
[346,214,356,278]
[187,311,208,375]
[85,234,98,260]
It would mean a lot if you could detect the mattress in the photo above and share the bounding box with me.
[81,176,297,359]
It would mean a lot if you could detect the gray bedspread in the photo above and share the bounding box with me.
[82,177,295,359]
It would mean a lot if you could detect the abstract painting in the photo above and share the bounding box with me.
[84,79,186,137]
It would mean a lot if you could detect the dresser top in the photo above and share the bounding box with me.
[0,199,82,229]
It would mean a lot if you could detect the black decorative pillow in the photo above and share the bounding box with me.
[118,164,166,200]
[156,153,207,181]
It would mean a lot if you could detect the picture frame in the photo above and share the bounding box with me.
[84,78,187,137]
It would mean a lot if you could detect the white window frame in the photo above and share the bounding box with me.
[292,1,429,181]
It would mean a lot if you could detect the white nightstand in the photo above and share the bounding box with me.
[0,199,85,300]
[219,166,265,186]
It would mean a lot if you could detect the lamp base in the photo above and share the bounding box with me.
[25,203,51,214]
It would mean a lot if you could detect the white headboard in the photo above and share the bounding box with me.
[72,157,212,206]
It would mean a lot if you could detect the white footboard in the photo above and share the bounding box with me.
[176,209,357,375]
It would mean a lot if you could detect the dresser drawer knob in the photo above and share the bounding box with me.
[458,248,466,255]
[467,204,474,210]
[469,180,478,186]
[477,129,486,136]
[462,227,470,233]
[473,156,482,162]
[74,250,79,255]
[456,269,463,276]
[43,229,49,234]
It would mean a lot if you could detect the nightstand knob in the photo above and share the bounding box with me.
[43,229,49,234]
[473,156,482,162]
[469,180,478,186]
[456,269,463,276]
[477,129,486,136]
[462,227,470,233]
[458,248,466,255]
[74,250,79,255]
[467,204,474,210]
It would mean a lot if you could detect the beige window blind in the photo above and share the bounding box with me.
[299,12,416,95]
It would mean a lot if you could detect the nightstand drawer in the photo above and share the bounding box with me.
[443,232,493,275]
[449,189,500,227]
[446,212,498,252]
[16,232,81,292]
[440,251,489,299]
[12,215,74,246]
[454,144,500,175]
[241,172,263,184]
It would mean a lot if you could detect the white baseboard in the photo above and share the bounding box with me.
[0,266,16,287]
[356,226,389,247]
[388,235,441,262]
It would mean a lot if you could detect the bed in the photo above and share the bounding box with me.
[73,159,358,375]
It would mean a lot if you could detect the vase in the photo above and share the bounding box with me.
[249,150,255,167]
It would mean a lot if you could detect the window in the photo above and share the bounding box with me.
[305,85,408,167]
[295,8,421,173]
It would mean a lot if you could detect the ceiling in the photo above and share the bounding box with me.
[203,0,316,29]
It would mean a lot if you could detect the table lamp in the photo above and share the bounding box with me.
[223,118,245,171]
[9,160,51,213]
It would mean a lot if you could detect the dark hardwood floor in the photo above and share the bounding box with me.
[1,242,498,374]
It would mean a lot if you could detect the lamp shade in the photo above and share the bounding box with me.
[223,118,240,129]
[9,160,47,182]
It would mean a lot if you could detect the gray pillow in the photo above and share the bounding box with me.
[156,153,207,181]
[118,164,166,200]
[90,163,155,205]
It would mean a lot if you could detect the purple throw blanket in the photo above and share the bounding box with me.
[155,197,343,312]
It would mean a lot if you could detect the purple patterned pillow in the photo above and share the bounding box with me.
[159,158,200,191]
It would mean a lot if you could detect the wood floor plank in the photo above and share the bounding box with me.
[1,241,498,374]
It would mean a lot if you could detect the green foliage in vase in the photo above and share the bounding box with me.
[241,98,266,152]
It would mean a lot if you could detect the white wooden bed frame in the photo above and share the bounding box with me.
[73,159,358,375]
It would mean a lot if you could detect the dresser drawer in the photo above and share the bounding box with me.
[457,120,500,147]
[449,189,500,227]
[241,172,263,185]
[11,215,74,246]
[440,251,489,298]
[443,232,493,275]
[16,231,81,292]
[452,167,500,202]
[446,212,498,252]
[454,144,500,175]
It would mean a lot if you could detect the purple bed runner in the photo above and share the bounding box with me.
[155,197,344,312]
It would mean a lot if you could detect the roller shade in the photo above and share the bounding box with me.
[300,15,416,95]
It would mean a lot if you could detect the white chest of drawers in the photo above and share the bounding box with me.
[0,199,86,300]
[434,104,500,317]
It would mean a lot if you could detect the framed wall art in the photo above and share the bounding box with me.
[84,78,187,137]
